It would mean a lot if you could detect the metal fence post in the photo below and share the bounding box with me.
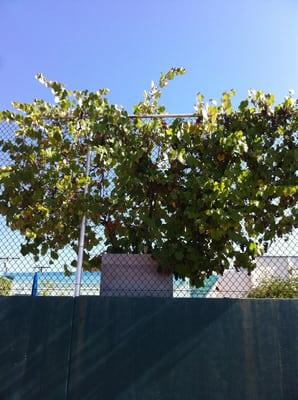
[74,148,92,297]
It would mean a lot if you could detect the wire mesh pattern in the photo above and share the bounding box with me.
[0,120,297,298]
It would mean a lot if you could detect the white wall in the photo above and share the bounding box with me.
[207,257,298,298]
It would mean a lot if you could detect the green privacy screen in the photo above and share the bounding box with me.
[0,297,74,400]
[0,297,297,400]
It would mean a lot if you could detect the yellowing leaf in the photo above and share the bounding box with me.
[217,153,225,162]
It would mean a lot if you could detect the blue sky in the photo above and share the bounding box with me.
[1,0,298,112]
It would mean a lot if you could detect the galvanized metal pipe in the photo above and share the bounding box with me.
[128,113,196,119]
[74,148,92,297]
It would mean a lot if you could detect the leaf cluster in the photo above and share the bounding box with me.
[0,277,12,296]
[247,276,298,298]
[0,70,297,286]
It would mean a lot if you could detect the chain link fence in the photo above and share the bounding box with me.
[0,119,297,298]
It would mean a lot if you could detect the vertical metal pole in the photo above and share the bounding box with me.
[74,148,92,297]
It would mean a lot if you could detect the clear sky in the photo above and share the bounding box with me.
[1,0,298,113]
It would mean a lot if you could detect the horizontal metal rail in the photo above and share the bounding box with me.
[127,114,197,119]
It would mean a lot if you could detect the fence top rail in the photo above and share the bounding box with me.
[127,113,197,119]
[0,114,197,125]
[2,111,283,122]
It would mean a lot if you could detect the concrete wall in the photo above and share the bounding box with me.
[100,254,173,297]
[208,257,298,298]
[252,256,298,286]
[207,269,252,298]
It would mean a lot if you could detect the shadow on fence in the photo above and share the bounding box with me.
[0,296,297,400]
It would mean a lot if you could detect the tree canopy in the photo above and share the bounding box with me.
[0,68,297,286]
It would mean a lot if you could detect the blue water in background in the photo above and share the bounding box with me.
[6,272,100,285]
[190,275,218,297]
[3,272,218,297]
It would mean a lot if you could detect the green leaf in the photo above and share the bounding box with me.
[0,70,296,287]
[50,251,59,260]
[174,251,184,261]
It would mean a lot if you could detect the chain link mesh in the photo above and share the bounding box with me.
[0,120,297,298]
